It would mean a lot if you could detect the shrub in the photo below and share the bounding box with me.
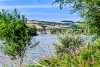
[55,35,84,56]
[37,38,100,67]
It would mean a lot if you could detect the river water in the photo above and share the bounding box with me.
[0,34,58,66]
[24,34,58,64]
[0,34,94,66]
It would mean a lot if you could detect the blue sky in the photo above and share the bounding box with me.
[0,0,80,22]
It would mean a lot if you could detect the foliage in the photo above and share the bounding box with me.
[54,0,100,36]
[33,38,100,67]
[55,34,84,56]
[50,29,64,34]
[67,22,90,35]
[0,9,37,65]
[29,25,37,36]
[32,34,99,67]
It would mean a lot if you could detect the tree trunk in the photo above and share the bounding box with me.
[20,56,23,67]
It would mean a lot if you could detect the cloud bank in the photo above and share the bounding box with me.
[22,12,66,16]
[0,4,63,9]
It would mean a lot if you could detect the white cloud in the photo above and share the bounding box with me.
[0,4,68,9]
[22,12,66,16]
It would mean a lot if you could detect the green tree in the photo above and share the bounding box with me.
[0,9,37,66]
[54,0,100,36]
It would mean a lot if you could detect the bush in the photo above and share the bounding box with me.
[36,39,100,67]
[55,35,84,56]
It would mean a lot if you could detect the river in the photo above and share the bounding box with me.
[24,34,58,64]
[0,34,58,66]
[0,34,94,66]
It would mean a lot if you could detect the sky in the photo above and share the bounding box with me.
[0,0,80,22]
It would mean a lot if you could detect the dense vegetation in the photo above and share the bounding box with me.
[36,39,100,67]
[50,29,64,34]
[0,9,37,66]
